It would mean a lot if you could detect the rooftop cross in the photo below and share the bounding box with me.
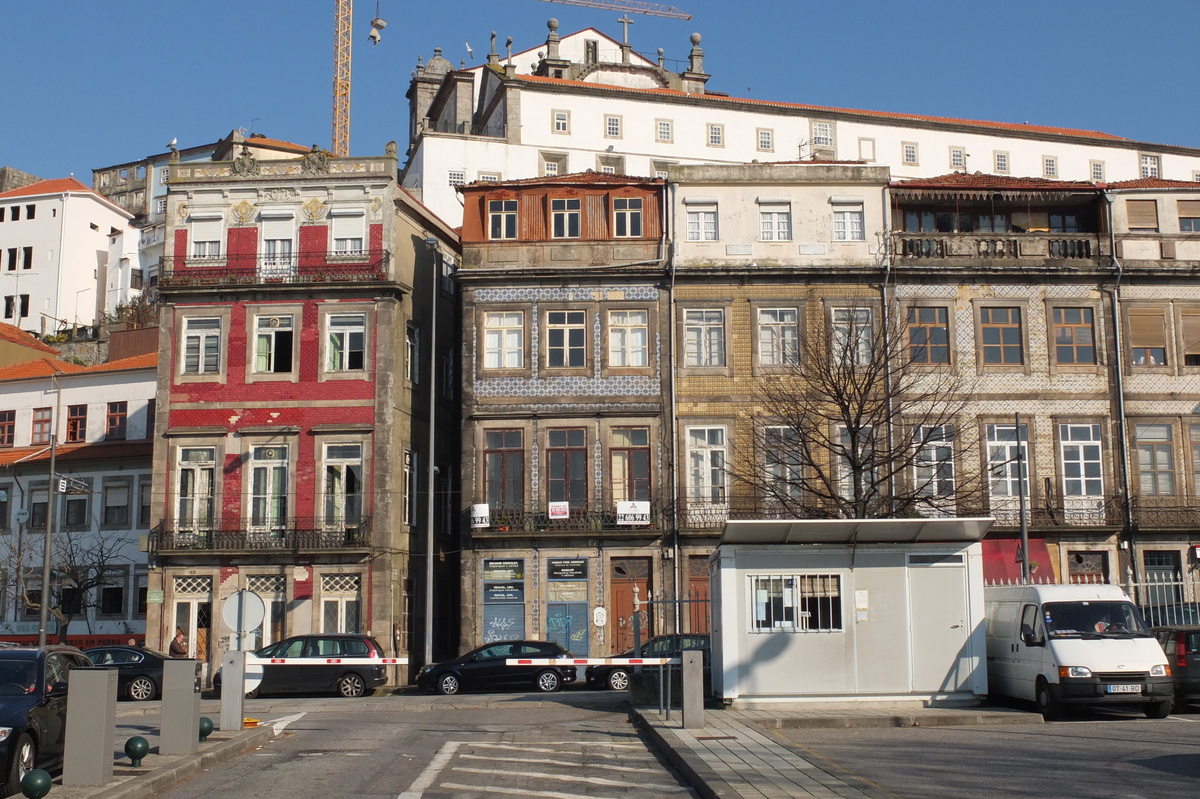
[618,14,634,44]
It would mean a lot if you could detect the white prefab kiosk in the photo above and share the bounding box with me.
[711,518,992,705]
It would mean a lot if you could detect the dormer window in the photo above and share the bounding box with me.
[488,199,518,240]
[551,198,581,239]
[614,198,643,238]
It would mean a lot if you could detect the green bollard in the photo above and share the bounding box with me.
[124,736,149,767]
[198,716,214,742]
[20,768,51,799]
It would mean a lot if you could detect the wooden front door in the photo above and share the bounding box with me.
[610,558,651,653]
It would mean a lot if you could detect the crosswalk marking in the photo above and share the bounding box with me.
[451,765,690,791]
[440,781,618,799]
[459,752,663,772]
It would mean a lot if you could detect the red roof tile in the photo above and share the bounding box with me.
[1104,177,1200,190]
[0,357,88,381]
[0,440,152,467]
[243,136,309,153]
[892,173,1098,191]
[0,324,59,355]
[459,171,663,189]
[0,177,94,199]
[86,352,158,373]
[514,74,1135,144]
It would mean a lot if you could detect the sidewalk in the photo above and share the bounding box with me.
[635,702,1041,799]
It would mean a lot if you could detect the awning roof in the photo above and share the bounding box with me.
[720,517,994,545]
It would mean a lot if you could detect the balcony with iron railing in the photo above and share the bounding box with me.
[159,251,390,288]
[895,232,1105,263]
[469,502,667,538]
[418,119,507,139]
[149,516,371,556]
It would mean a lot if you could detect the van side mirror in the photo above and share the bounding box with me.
[1020,625,1042,647]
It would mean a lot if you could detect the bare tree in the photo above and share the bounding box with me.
[731,297,985,519]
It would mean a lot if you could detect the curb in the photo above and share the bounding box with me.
[634,711,724,799]
[84,726,276,799]
[763,712,1044,729]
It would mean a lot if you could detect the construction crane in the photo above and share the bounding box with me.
[332,1,388,157]
[536,0,690,19]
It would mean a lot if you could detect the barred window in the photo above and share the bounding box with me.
[750,574,843,632]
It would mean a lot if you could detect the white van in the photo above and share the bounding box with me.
[984,583,1173,719]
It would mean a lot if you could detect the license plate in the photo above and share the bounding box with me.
[1106,684,1142,694]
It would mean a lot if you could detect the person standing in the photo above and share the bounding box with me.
[169,629,188,658]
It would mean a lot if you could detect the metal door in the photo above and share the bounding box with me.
[908,556,971,693]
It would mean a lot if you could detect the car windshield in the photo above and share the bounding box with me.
[1043,601,1152,638]
[0,660,37,694]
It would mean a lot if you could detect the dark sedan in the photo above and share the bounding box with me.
[0,646,91,797]
[417,640,574,695]
[586,634,710,691]
[83,646,169,701]
[1153,624,1200,710]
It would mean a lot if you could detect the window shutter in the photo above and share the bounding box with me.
[1177,200,1200,218]
[330,212,364,240]
[261,215,294,241]
[191,218,221,242]
[1128,308,1166,348]
[1126,199,1159,230]
[1182,313,1200,356]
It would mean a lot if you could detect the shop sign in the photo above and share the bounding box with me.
[547,501,570,519]
[483,559,524,581]
[548,558,588,580]
[484,582,525,603]
[548,581,588,602]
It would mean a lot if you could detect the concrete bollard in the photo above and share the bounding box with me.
[219,651,247,732]
[161,659,202,755]
[63,667,117,785]
[682,651,705,730]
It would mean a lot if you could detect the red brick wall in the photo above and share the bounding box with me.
[173,228,188,259]
[299,225,327,268]
[228,226,257,260]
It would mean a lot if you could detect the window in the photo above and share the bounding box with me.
[483,311,524,369]
[66,405,87,443]
[1052,307,1096,365]
[685,204,718,241]
[1191,424,1200,496]
[832,204,865,241]
[260,213,294,266]
[181,317,221,375]
[106,401,127,440]
[145,399,156,441]
[484,430,524,507]
[448,171,465,187]
[907,306,950,364]
[551,198,581,239]
[324,443,363,527]
[987,423,1029,498]
[0,410,13,447]
[103,481,131,526]
[914,425,955,499]
[1090,161,1106,182]
[902,142,919,165]
[99,569,126,617]
[1140,154,1161,179]
[1068,551,1107,584]
[546,310,587,368]
[1127,307,1167,366]
[757,129,774,152]
[686,427,727,505]
[759,205,791,241]
[118,168,128,183]
[249,445,289,533]
[1136,424,1175,496]
[32,407,52,445]
[2,296,10,317]
[25,205,35,220]
[608,310,648,367]
[995,152,1010,173]
[4,250,13,272]
[21,249,31,270]
[327,314,366,371]
[831,308,873,366]
[477,172,501,183]
[684,309,726,367]
[655,119,672,143]
[321,574,362,633]
[18,295,27,318]
[1178,200,1200,233]
[189,217,222,259]
[254,315,294,374]
[552,110,570,134]
[138,476,151,527]
[539,152,566,177]
[758,308,799,366]
[611,427,650,503]
[764,427,803,502]
[1127,199,1159,231]
[750,574,842,632]
[62,479,90,528]
[405,323,419,383]
[707,124,724,147]
[949,147,966,169]
[980,307,1023,365]
[548,428,587,507]
[488,199,517,240]
[1059,423,1103,498]
[1043,156,1058,178]
[330,210,365,255]
[613,197,643,238]
[0,483,9,531]
[402,450,418,525]
[596,154,625,175]
[30,488,48,530]
[811,121,834,151]
[604,115,622,138]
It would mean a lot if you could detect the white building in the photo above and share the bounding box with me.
[0,178,133,335]
[402,20,1200,227]
[0,352,156,644]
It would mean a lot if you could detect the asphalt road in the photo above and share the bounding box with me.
[148,690,698,799]
[772,707,1200,799]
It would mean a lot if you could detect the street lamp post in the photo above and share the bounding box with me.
[37,434,57,647]
[422,237,439,667]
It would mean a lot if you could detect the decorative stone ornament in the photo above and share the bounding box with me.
[301,145,330,174]
[230,200,256,225]
[231,144,259,176]
[301,197,329,223]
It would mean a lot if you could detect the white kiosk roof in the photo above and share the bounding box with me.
[719,517,994,545]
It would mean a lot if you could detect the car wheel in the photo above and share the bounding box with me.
[1145,700,1172,719]
[4,733,34,797]
[128,676,156,702]
[437,673,460,696]
[337,673,367,698]
[1035,678,1062,721]
[535,669,561,693]
[606,669,630,691]
[245,686,261,700]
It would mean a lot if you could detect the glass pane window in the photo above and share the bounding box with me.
[103,483,130,525]
[324,444,363,527]
[31,407,52,445]
[759,208,791,241]
[980,307,1023,365]
[484,430,524,507]
[483,311,524,369]
[255,315,294,373]
[908,306,950,364]
[546,310,587,368]
[250,446,289,533]
[1052,308,1095,365]
[547,428,587,506]
[684,309,725,367]
[613,198,643,238]
[551,198,581,239]
[66,405,87,443]
[685,207,718,241]
[488,200,517,240]
[832,308,873,366]
[182,317,221,374]
[610,427,650,503]
[608,310,648,367]
[1136,423,1175,496]
[686,427,727,505]
[914,425,955,498]
[987,424,1029,498]
[832,207,865,241]
[1059,423,1103,497]
[758,308,799,366]
[764,427,803,501]
[106,402,127,440]
[177,448,215,531]
[327,314,366,371]
[751,574,842,632]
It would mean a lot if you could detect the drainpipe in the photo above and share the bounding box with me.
[666,180,681,634]
[1102,192,1137,595]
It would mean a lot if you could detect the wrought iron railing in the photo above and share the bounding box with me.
[421,120,507,138]
[158,252,389,287]
[150,516,371,554]
[896,232,1100,261]
[471,502,666,534]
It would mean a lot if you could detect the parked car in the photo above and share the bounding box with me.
[417,640,574,695]
[0,645,91,797]
[1152,624,1200,710]
[1141,604,1200,627]
[214,633,388,698]
[586,634,710,691]
[83,646,169,701]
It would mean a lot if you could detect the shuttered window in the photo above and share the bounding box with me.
[330,211,365,254]
[1179,200,1200,233]
[1127,199,1159,231]
[1128,307,1167,366]
[1182,312,1200,366]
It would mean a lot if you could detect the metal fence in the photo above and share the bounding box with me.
[985,572,1200,627]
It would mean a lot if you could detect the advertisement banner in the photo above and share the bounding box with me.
[616,501,651,525]
[547,558,588,580]
[470,504,491,528]
[483,559,524,581]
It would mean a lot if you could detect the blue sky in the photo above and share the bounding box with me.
[5,0,1198,181]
